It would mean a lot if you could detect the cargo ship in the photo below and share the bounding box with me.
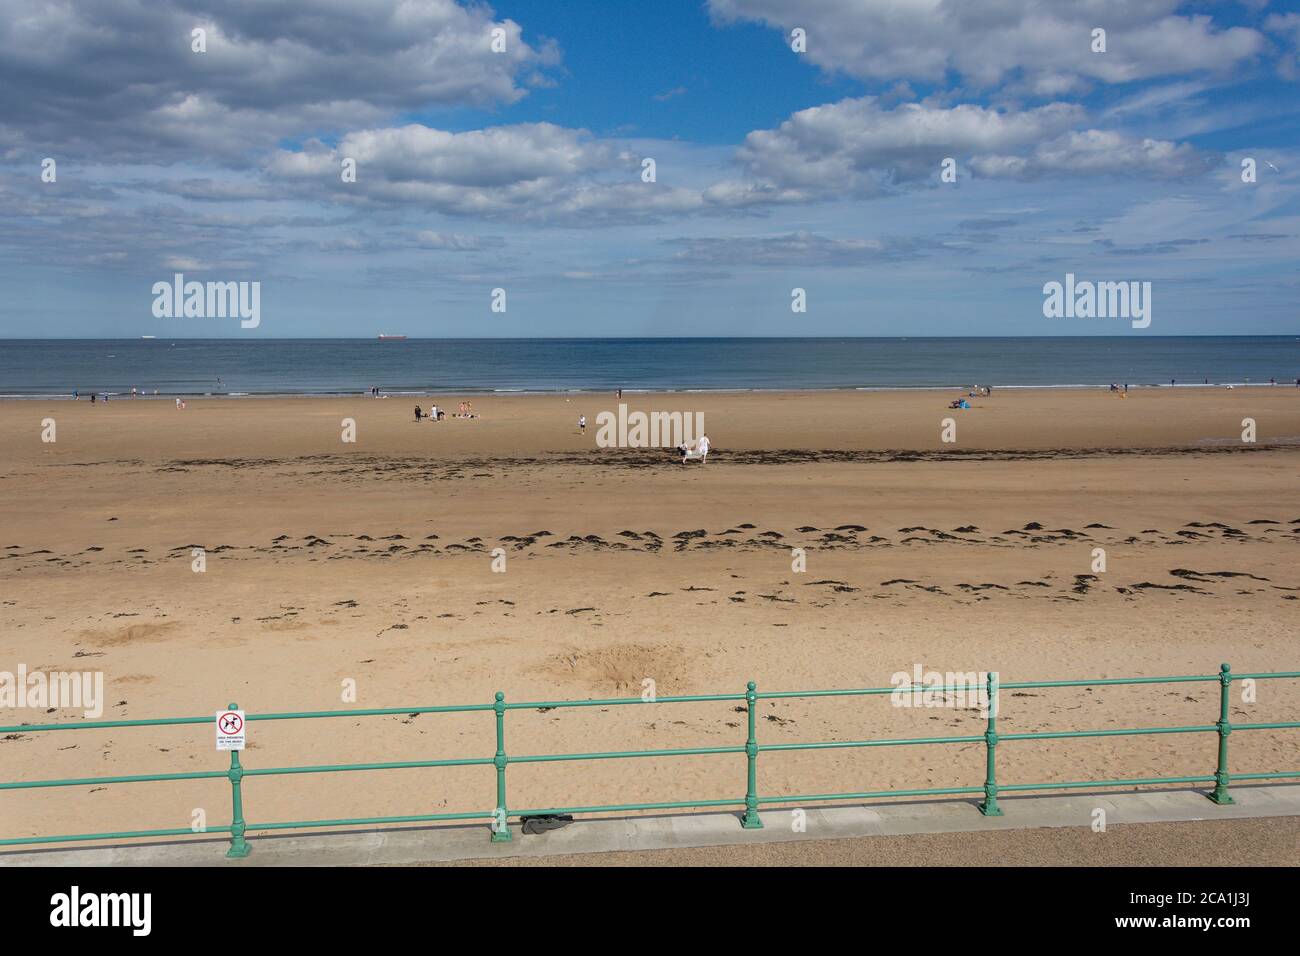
[377,334,407,341]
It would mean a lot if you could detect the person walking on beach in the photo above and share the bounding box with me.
[414,405,423,422]
[681,433,710,464]
[578,415,586,435]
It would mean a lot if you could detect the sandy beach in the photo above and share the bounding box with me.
[2,387,1298,843]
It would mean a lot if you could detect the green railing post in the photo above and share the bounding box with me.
[978,672,1003,816]
[225,702,251,859]
[491,691,512,842]
[1210,663,1235,805]
[742,680,763,829]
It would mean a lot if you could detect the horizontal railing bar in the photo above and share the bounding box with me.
[0,825,234,847]
[757,676,1223,700]
[509,798,744,816]
[1233,672,1300,680]
[246,811,493,831]
[1231,771,1300,780]
[0,704,495,736]
[757,786,985,803]
[506,694,747,710]
[509,746,745,764]
[1232,721,1300,731]
[760,735,984,753]
[1000,725,1217,741]
[0,715,213,734]
[243,758,494,777]
[247,704,495,721]
[999,775,1216,791]
[759,688,896,700]
[999,676,1219,689]
[0,769,228,791]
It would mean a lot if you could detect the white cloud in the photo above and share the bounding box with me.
[729,96,1207,194]
[0,0,559,162]
[709,0,1265,91]
[266,123,723,223]
[996,129,1213,179]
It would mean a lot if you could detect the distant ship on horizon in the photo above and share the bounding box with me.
[377,334,407,341]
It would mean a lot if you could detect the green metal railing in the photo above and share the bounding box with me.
[2,663,1297,858]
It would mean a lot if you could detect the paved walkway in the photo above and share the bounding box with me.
[3,784,1297,867]
[444,816,1299,866]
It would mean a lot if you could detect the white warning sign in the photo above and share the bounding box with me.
[216,710,246,751]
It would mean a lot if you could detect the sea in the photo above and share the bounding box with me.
[0,337,1297,398]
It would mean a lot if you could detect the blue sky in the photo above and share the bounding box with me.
[1,0,1298,337]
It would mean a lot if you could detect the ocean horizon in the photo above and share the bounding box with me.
[2,336,1297,397]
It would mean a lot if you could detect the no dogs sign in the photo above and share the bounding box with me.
[216,710,246,751]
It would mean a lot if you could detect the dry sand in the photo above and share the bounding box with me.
[1,388,1298,847]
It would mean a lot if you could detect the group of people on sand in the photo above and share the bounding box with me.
[675,434,710,464]
[413,401,476,422]
[74,387,161,402]
[577,409,710,464]
[947,384,993,409]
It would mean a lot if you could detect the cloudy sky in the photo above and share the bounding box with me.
[2,0,1298,337]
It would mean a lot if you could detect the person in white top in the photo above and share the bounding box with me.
[682,434,710,464]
